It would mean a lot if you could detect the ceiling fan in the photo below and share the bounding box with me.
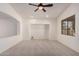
[29,3,53,12]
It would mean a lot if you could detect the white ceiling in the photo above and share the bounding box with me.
[10,3,70,19]
[0,12,15,19]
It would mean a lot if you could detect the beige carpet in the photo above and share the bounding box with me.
[0,40,79,56]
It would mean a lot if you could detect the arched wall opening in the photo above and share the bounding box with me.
[0,12,20,38]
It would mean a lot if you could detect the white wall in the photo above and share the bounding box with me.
[49,19,57,40]
[22,18,57,40]
[44,24,49,39]
[0,4,23,53]
[57,4,79,53]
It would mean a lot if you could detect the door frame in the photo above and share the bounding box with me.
[30,24,50,40]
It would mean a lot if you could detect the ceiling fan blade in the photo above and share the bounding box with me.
[43,4,53,7]
[42,8,46,12]
[34,8,39,12]
[29,3,37,6]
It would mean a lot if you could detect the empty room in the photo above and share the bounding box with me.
[0,3,79,56]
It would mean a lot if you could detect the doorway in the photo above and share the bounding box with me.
[31,24,49,40]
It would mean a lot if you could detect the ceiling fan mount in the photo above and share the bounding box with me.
[29,3,53,12]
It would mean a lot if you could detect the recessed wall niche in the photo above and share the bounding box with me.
[0,12,20,38]
[61,15,75,36]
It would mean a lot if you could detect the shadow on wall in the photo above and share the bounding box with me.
[0,12,20,38]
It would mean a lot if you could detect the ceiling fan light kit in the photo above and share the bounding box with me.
[39,6,44,10]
